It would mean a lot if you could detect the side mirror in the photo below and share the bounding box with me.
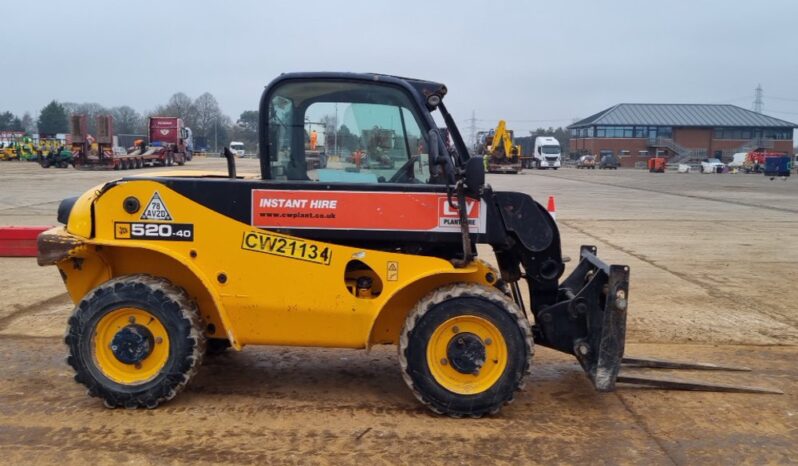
[428,128,440,163]
[428,129,454,184]
[463,157,485,197]
[463,156,484,197]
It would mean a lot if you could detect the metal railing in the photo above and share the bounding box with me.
[734,137,775,153]
[647,138,706,163]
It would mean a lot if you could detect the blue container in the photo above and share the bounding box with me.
[764,156,790,177]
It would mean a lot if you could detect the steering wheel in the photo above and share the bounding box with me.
[387,155,421,183]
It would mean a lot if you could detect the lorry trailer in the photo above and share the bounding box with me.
[72,116,192,170]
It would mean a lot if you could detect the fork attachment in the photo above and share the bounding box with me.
[528,246,782,395]
[531,245,630,391]
[617,357,783,394]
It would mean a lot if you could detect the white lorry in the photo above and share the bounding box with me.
[532,136,561,169]
[229,141,246,157]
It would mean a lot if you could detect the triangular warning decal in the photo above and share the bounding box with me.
[140,192,173,221]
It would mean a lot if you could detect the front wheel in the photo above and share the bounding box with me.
[65,274,206,408]
[399,284,532,417]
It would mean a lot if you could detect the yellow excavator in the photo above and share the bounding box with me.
[475,120,522,174]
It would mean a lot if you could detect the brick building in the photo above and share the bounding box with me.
[567,104,796,168]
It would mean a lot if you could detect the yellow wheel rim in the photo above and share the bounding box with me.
[92,307,170,385]
[426,315,508,395]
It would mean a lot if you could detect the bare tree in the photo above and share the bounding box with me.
[162,92,195,123]
[63,102,108,135]
[110,106,144,135]
[21,112,35,134]
[192,92,223,148]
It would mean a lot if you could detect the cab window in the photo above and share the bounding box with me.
[266,80,434,184]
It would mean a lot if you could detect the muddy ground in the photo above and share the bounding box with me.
[0,158,796,464]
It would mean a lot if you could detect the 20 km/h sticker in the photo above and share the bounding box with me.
[115,222,194,241]
[241,230,332,265]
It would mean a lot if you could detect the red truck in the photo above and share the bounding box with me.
[148,117,192,166]
[72,115,192,170]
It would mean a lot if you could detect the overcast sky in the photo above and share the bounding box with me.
[4,0,797,135]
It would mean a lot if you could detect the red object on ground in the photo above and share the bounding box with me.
[747,150,787,166]
[547,195,556,220]
[0,226,51,257]
[648,157,667,173]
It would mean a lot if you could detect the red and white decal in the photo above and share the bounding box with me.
[251,190,486,233]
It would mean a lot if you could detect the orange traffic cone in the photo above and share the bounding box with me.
[547,195,556,221]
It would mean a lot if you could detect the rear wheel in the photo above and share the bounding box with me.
[65,274,206,408]
[399,284,532,417]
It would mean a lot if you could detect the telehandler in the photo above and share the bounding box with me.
[38,73,778,416]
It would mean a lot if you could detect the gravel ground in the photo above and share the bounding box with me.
[0,158,795,464]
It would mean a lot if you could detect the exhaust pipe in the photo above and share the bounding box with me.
[223,147,237,179]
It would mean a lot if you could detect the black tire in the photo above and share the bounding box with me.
[65,274,206,409]
[399,284,532,418]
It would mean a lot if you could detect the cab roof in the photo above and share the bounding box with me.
[271,72,448,99]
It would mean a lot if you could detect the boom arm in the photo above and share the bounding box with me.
[487,120,519,159]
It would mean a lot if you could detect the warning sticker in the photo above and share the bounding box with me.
[387,261,399,281]
[251,190,486,233]
[140,192,173,221]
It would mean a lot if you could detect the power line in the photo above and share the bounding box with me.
[753,84,764,113]
[459,117,574,123]
[709,95,751,104]
[467,110,477,148]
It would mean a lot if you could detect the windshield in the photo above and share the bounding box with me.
[542,145,560,154]
[231,144,244,150]
[265,80,437,184]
